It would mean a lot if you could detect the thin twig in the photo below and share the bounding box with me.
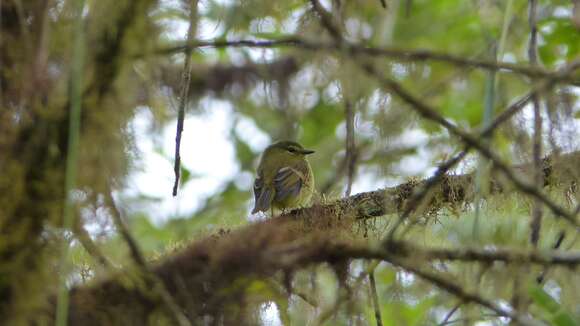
[437,303,462,326]
[105,193,147,266]
[294,290,318,307]
[536,230,566,284]
[312,263,372,326]
[172,0,198,196]
[379,0,387,9]
[384,256,541,325]
[72,223,114,270]
[330,240,580,267]
[386,150,467,241]
[309,0,342,41]
[438,315,500,326]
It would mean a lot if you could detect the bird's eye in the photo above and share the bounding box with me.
[287,147,296,153]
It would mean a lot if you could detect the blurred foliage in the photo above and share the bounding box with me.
[2,0,580,324]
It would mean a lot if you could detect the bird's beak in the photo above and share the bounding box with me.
[300,149,315,155]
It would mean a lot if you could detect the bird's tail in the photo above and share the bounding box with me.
[252,187,273,214]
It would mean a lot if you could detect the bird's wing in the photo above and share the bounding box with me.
[273,165,306,203]
[252,172,272,214]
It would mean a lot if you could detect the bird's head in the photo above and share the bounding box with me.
[262,140,315,162]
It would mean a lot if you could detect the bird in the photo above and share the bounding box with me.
[252,140,315,215]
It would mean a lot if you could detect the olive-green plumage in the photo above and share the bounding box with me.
[252,141,315,214]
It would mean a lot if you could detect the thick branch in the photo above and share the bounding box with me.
[66,151,580,324]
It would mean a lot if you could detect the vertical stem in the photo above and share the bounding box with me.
[344,100,355,196]
[515,0,543,314]
[528,0,543,247]
[368,270,383,326]
[474,0,513,239]
[0,0,3,105]
[497,0,514,61]
[573,0,580,29]
[473,61,496,239]
[172,0,198,196]
[56,0,85,324]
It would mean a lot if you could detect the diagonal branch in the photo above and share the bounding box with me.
[105,192,192,326]
[378,256,541,325]
[385,73,568,240]
[258,242,551,325]
[309,0,342,41]
[358,61,580,229]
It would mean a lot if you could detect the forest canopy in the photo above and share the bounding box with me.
[1,0,580,325]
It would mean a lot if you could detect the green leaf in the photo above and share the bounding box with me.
[180,165,193,186]
[529,286,560,313]
[538,18,580,66]
[441,96,483,127]
[529,286,579,326]
[301,100,344,147]
[233,135,255,171]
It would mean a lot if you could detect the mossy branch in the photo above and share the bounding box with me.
[65,150,580,324]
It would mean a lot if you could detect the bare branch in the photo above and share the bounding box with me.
[172,0,198,196]
[438,303,462,326]
[309,0,342,41]
[72,223,114,271]
[536,230,566,284]
[373,241,580,267]
[157,38,580,86]
[383,256,541,326]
